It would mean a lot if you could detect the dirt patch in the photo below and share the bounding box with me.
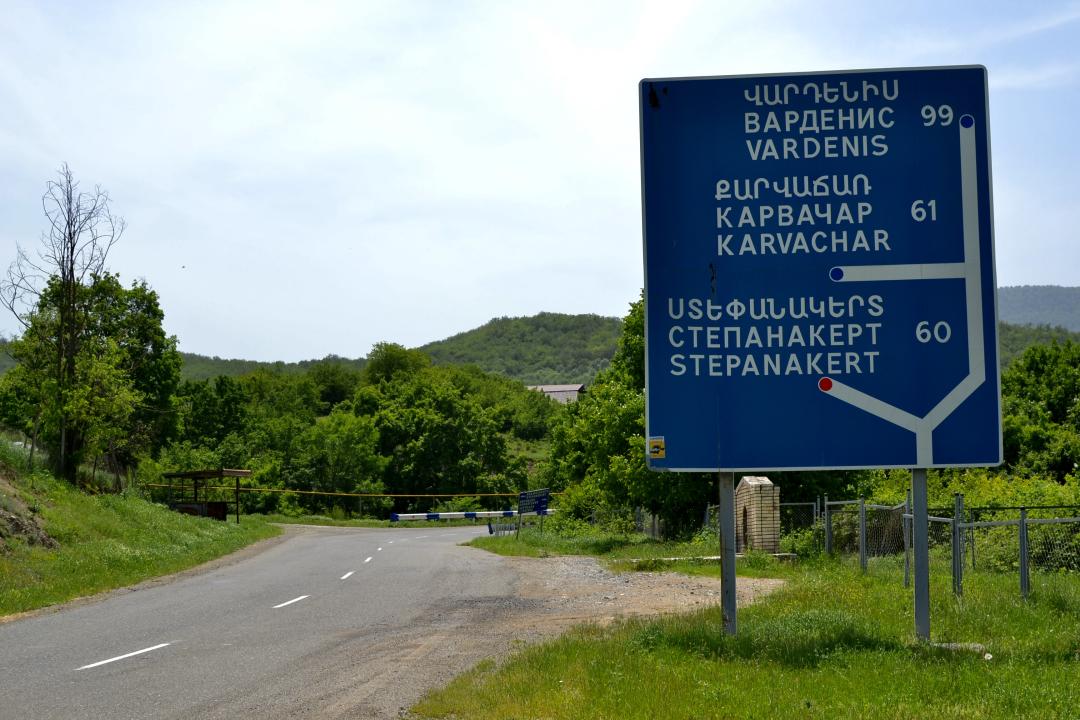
[501,554,783,640]
[375,555,783,720]
[300,552,785,720]
[0,475,56,550]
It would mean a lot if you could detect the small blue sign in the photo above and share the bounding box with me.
[640,66,1001,471]
[518,488,551,515]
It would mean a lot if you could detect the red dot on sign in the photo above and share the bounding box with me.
[818,378,833,392]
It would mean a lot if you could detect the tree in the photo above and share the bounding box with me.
[365,368,509,511]
[1000,341,1080,480]
[544,293,717,536]
[362,342,430,385]
[81,274,182,465]
[293,408,385,513]
[308,360,362,412]
[1,165,125,481]
[1,274,179,483]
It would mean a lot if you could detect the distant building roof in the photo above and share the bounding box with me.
[528,384,586,404]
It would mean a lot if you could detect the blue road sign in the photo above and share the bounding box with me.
[640,66,1001,471]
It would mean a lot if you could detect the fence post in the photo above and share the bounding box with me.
[970,509,977,571]
[824,494,832,555]
[958,493,965,589]
[904,489,911,588]
[1019,507,1030,599]
[858,497,867,572]
[952,493,963,597]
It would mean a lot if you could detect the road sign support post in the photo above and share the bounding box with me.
[718,472,737,635]
[912,468,930,641]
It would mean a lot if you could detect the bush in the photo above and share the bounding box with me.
[781,524,825,558]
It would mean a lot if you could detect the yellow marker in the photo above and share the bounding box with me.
[648,437,666,459]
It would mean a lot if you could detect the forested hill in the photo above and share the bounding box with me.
[4,308,1074,383]
[419,313,622,385]
[169,313,621,384]
[998,323,1080,366]
[178,353,366,381]
[999,285,1080,331]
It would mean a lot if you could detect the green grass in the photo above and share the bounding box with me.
[418,532,1080,719]
[0,457,280,617]
[468,524,728,562]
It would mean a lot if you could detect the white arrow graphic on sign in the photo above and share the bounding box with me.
[820,116,985,466]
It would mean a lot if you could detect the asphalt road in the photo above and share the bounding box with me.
[0,524,518,719]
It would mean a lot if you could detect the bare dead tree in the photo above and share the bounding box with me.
[1,163,125,324]
[0,163,125,482]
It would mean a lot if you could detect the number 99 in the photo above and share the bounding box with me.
[921,104,954,126]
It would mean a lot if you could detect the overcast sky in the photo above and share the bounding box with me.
[1,1,1078,361]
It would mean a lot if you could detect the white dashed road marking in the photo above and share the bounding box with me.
[340,571,354,580]
[365,557,373,563]
[78,643,171,670]
[273,595,310,609]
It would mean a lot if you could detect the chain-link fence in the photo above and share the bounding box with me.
[958,505,1080,598]
[883,496,1078,600]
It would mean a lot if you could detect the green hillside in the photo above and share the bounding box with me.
[178,352,366,381]
[998,322,1080,366]
[999,285,1080,331]
[418,312,623,385]
[6,307,1075,385]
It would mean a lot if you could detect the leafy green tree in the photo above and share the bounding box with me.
[544,295,714,536]
[80,273,181,463]
[440,364,558,440]
[364,368,509,510]
[292,408,385,511]
[309,360,362,412]
[1,273,177,482]
[176,375,248,446]
[1000,342,1080,480]
[362,342,430,385]
[609,294,644,389]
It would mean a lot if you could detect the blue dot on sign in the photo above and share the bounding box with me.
[829,267,844,281]
[961,115,974,128]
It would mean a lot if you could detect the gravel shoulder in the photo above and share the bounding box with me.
[369,551,784,720]
[508,554,783,634]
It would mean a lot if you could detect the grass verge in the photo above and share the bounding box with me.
[467,525,725,561]
[1,457,280,617]
[420,530,1080,719]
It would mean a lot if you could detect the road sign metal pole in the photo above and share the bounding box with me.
[718,472,737,635]
[912,468,930,641]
